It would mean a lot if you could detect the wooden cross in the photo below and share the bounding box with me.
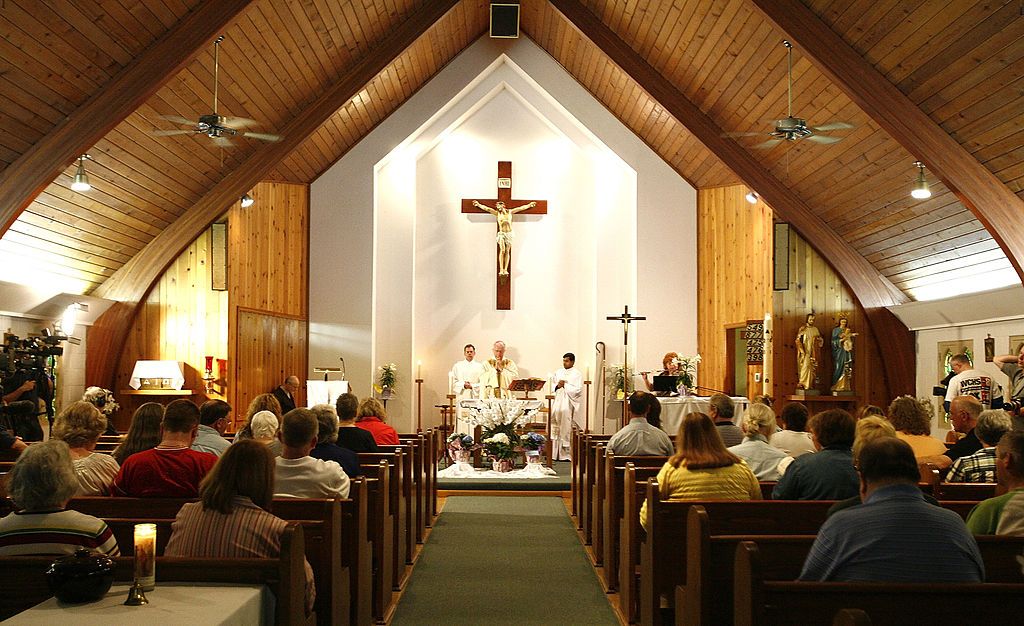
[607,305,646,403]
[461,161,547,310]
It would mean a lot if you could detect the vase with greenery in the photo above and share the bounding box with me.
[375,362,397,396]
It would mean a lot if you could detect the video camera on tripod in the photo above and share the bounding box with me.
[1,329,68,441]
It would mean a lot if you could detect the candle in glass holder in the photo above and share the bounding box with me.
[134,523,156,591]
[204,355,214,373]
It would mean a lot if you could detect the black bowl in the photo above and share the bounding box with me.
[45,548,115,603]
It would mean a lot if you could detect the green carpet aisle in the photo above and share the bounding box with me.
[391,496,617,625]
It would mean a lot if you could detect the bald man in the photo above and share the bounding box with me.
[481,341,519,399]
[273,376,300,414]
[919,395,984,474]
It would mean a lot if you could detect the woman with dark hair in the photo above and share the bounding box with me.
[773,409,859,500]
[356,397,399,445]
[111,402,164,465]
[165,439,315,612]
[640,412,760,529]
[233,394,284,442]
[52,401,119,495]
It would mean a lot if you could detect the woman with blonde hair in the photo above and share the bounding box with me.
[640,412,760,529]
[887,396,946,458]
[52,401,120,495]
[728,403,788,481]
[356,397,399,445]
[165,440,314,613]
[111,402,163,465]
[233,394,283,442]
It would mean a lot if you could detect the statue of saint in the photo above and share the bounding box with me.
[795,313,824,391]
[471,200,537,276]
[830,316,858,392]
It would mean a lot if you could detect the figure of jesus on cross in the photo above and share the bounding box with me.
[470,199,537,276]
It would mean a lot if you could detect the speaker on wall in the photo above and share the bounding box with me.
[490,2,520,38]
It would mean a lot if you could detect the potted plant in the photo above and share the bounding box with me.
[446,433,476,464]
[482,431,518,472]
[673,354,701,396]
[374,363,397,398]
[520,431,546,464]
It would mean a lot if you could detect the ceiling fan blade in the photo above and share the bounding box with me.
[753,138,784,149]
[152,129,195,136]
[158,114,199,126]
[805,134,843,144]
[219,116,259,129]
[810,121,855,132]
[212,136,234,148]
[723,131,766,138]
[242,131,281,142]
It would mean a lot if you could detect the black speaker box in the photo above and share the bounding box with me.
[490,3,520,39]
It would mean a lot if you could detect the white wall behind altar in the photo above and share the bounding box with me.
[310,36,696,432]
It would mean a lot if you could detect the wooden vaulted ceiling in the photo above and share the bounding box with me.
[1,0,1022,304]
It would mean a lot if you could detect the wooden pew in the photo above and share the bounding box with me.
[397,432,428,544]
[358,460,394,623]
[587,442,607,547]
[936,481,998,501]
[340,477,374,626]
[0,523,313,625]
[578,434,611,535]
[733,541,1024,626]
[601,454,667,590]
[377,444,418,566]
[359,451,407,591]
[619,463,664,623]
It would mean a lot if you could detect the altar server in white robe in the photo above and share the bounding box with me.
[550,352,583,461]
[481,340,519,399]
[450,344,484,432]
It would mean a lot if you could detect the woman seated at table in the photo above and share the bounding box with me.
[165,439,315,613]
[887,396,947,458]
[0,440,119,555]
[356,398,399,445]
[641,352,679,391]
[52,400,120,495]
[640,411,761,529]
[112,402,164,465]
[250,410,284,456]
[727,403,788,481]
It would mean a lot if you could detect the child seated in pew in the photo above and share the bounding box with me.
[640,411,760,529]
[0,440,119,556]
[800,438,983,582]
[165,439,315,612]
[967,430,1024,535]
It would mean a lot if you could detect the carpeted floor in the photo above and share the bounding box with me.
[391,496,617,625]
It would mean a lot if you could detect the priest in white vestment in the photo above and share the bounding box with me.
[450,343,484,432]
[550,352,583,461]
[480,340,519,399]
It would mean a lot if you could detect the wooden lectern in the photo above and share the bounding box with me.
[508,378,546,399]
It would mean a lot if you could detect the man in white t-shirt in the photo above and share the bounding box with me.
[274,408,350,499]
[450,344,484,432]
[944,353,1002,412]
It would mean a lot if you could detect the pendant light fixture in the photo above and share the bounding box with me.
[910,161,931,199]
[70,155,91,192]
[745,190,759,204]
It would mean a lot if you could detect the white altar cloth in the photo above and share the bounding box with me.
[657,395,750,434]
[437,461,556,478]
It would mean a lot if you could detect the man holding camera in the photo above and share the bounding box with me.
[1,377,44,442]
[995,343,1024,430]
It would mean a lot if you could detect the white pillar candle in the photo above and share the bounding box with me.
[134,523,156,591]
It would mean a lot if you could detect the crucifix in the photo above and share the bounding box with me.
[607,305,646,426]
[461,161,548,310]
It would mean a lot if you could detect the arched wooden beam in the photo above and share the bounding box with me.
[0,0,256,235]
[549,0,914,395]
[87,0,462,390]
[747,0,1024,284]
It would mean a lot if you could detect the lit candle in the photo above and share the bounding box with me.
[134,523,156,591]
[417,360,422,379]
[586,365,591,380]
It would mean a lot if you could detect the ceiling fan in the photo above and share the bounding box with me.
[729,41,854,149]
[154,35,280,147]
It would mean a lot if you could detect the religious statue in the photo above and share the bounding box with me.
[471,199,537,276]
[795,313,823,392]
[830,316,858,393]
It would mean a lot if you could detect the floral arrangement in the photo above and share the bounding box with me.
[446,432,475,451]
[673,354,701,390]
[374,363,397,393]
[520,431,546,451]
[463,398,534,432]
[82,386,119,416]
[482,431,518,461]
[608,364,626,397]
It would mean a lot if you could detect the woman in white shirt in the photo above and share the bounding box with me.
[52,401,119,496]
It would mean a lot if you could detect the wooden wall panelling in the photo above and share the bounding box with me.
[233,309,308,432]
[697,186,773,398]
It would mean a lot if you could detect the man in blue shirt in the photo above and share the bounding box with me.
[800,437,983,582]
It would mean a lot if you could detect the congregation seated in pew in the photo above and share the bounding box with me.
[640,411,760,529]
[728,403,787,481]
[356,397,399,445]
[949,409,1012,483]
[606,392,673,456]
[0,440,119,556]
[309,403,361,478]
[275,408,350,499]
[967,430,1024,535]
[770,401,816,459]
[192,399,232,457]
[53,400,119,496]
[887,395,948,459]
[234,393,284,449]
[112,399,217,498]
[773,409,858,501]
[800,438,983,582]
[165,439,316,613]
[335,392,379,453]
[110,401,163,465]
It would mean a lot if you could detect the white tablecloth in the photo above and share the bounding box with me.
[4,583,271,625]
[656,396,750,435]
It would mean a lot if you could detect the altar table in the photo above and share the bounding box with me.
[656,395,750,434]
[3,583,272,625]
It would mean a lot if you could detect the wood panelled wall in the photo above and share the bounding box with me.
[110,181,309,431]
[697,186,773,397]
[228,182,309,430]
[698,185,895,409]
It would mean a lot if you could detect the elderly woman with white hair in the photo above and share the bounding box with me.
[250,410,283,457]
[727,403,788,481]
[0,440,119,555]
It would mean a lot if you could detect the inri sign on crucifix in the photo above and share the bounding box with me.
[461,161,547,310]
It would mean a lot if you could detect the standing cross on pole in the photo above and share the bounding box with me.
[607,305,645,426]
